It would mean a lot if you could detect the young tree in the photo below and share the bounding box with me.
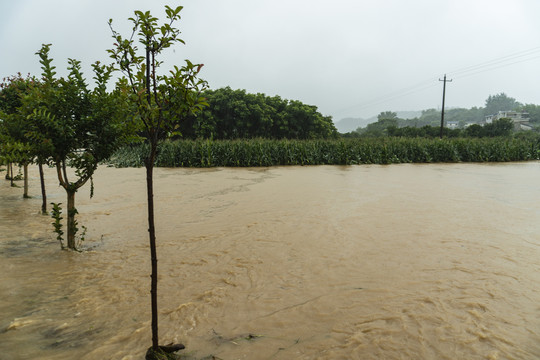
[28,44,125,249]
[108,6,208,357]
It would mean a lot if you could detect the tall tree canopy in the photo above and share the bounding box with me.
[181,87,338,140]
[484,93,521,116]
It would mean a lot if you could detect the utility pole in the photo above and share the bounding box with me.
[439,74,452,139]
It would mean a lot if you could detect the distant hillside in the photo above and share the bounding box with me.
[335,111,422,133]
[334,117,375,133]
[396,110,422,120]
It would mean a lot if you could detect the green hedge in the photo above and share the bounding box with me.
[107,137,540,168]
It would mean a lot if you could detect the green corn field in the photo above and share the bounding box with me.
[107,137,540,168]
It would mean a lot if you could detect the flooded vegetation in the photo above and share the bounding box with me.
[109,137,540,168]
[1,163,540,359]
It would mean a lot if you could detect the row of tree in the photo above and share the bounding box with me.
[387,118,515,138]
[0,6,209,358]
[0,48,127,246]
[343,111,515,139]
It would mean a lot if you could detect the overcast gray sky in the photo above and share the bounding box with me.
[1,0,540,121]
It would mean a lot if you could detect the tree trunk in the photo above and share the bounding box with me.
[23,163,29,198]
[39,163,47,214]
[9,163,14,186]
[66,189,77,249]
[146,154,159,351]
[5,162,11,180]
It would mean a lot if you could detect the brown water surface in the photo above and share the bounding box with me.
[1,163,540,359]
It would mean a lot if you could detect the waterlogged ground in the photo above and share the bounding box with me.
[1,163,540,359]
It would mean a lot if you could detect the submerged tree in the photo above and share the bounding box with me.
[108,5,208,358]
[28,44,125,249]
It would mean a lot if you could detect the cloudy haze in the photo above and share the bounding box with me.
[1,0,540,122]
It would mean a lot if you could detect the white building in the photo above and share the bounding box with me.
[485,111,532,131]
[447,121,459,129]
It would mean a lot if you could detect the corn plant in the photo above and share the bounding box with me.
[108,136,540,168]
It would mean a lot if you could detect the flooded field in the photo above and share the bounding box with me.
[1,163,540,359]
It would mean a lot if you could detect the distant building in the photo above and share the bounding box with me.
[485,111,532,131]
[447,121,459,129]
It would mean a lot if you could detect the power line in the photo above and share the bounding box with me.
[334,78,439,115]
[335,45,540,116]
[448,46,540,78]
[451,54,540,80]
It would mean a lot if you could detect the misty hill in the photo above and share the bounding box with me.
[396,110,423,120]
[335,111,422,133]
[334,117,375,133]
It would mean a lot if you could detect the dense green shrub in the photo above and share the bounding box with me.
[180,87,338,140]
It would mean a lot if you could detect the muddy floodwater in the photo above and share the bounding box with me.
[1,163,540,360]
